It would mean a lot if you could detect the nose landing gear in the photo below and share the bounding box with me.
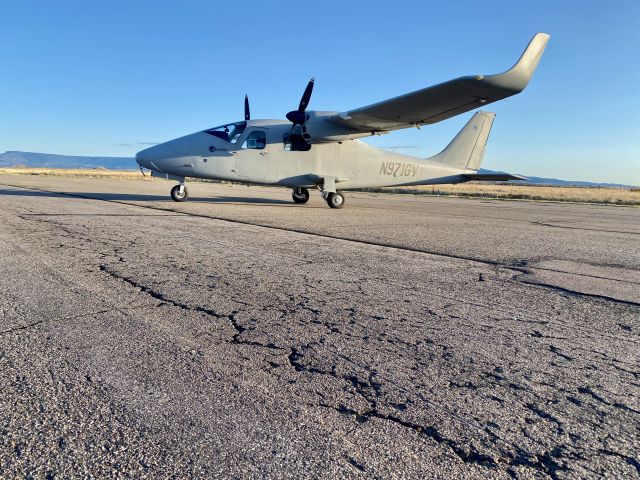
[170,183,189,202]
[292,187,310,204]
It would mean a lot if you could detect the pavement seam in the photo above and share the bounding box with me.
[516,278,640,308]
[530,221,640,236]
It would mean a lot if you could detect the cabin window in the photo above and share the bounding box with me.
[242,130,266,150]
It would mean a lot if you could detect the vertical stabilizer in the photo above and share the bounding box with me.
[430,112,495,171]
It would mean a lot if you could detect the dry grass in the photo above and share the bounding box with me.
[0,167,146,179]
[368,183,640,206]
[1,167,638,206]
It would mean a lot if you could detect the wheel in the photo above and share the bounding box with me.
[326,191,345,209]
[170,184,189,202]
[292,187,310,204]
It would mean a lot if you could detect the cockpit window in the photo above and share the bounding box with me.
[242,130,266,150]
[204,121,246,143]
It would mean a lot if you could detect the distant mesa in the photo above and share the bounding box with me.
[0,151,633,188]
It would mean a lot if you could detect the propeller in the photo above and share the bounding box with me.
[284,77,314,149]
[244,94,250,121]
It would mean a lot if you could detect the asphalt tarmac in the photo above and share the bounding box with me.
[0,175,638,479]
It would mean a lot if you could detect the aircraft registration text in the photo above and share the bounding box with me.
[379,161,421,178]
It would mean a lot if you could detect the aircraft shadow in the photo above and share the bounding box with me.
[0,188,292,205]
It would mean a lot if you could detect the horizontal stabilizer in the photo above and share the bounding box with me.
[461,173,528,182]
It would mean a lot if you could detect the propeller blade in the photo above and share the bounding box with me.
[244,94,250,121]
[283,123,296,150]
[286,78,316,126]
[298,77,315,112]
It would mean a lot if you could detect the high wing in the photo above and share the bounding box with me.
[326,33,550,133]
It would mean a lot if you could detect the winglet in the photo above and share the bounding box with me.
[485,32,550,92]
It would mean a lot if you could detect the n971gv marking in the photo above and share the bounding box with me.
[136,33,549,209]
[380,161,421,178]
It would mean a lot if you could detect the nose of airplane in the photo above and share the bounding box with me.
[135,147,154,170]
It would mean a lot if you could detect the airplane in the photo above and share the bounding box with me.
[135,33,550,209]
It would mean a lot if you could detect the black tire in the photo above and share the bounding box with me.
[326,191,345,209]
[170,185,189,202]
[292,187,310,204]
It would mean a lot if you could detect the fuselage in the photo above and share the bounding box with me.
[135,118,471,189]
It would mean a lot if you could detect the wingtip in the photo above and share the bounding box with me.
[517,32,550,74]
[484,32,550,92]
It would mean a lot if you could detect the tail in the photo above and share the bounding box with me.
[430,111,495,171]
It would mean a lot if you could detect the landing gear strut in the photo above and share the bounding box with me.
[171,182,189,202]
[292,187,310,204]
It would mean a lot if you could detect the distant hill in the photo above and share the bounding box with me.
[0,151,136,170]
[0,151,633,188]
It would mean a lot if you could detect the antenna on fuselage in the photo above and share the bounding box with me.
[244,94,250,121]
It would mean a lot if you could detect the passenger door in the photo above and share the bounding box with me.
[233,128,268,181]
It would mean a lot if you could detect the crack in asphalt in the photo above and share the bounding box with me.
[317,394,576,478]
[93,261,543,475]
[98,264,228,319]
[288,346,579,479]
[98,263,287,353]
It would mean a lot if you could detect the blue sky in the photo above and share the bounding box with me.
[1,1,638,184]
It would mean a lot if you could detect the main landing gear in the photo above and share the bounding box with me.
[319,176,344,209]
[170,182,189,202]
[292,187,310,204]
[325,191,345,209]
[291,186,345,208]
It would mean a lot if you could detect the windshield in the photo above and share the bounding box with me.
[204,121,247,143]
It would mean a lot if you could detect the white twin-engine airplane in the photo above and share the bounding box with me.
[136,33,550,209]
